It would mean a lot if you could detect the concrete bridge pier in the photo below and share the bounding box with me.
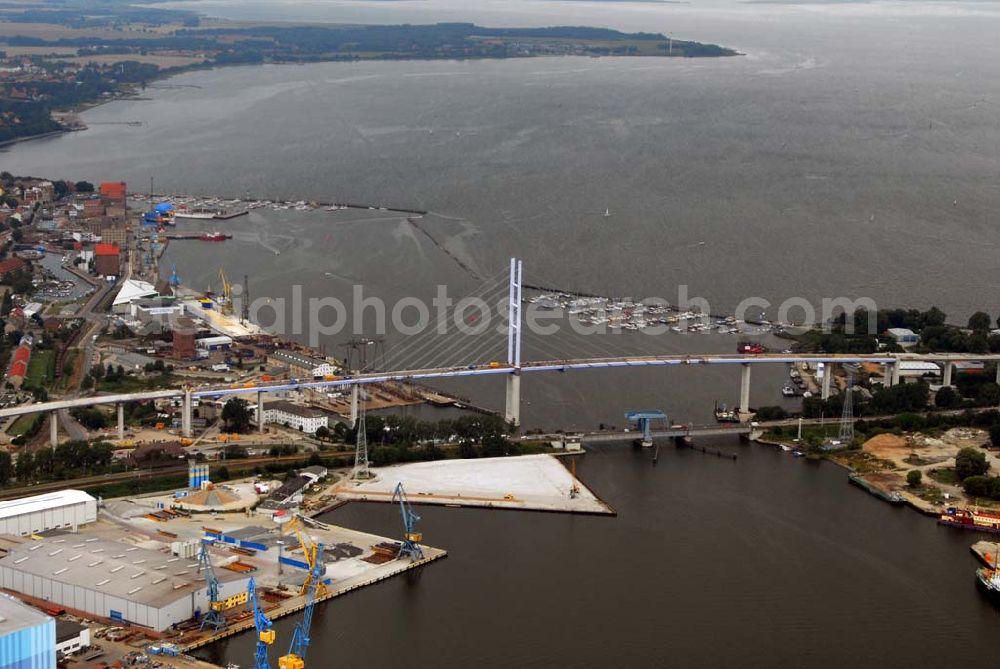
[182,389,192,439]
[50,411,58,448]
[892,362,901,386]
[505,371,522,428]
[739,364,752,417]
[942,362,954,387]
[349,384,359,428]
[821,364,833,400]
[117,403,125,441]
[257,391,264,433]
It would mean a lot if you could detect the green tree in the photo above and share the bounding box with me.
[74,181,94,192]
[956,446,989,480]
[935,386,960,409]
[215,465,230,481]
[969,312,992,332]
[314,425,330,441]
[963,474,992,497]
[990,424,1000,448]
[0,451,12,486]
[14,450,34,482]
[221,398,252,433]
[906,469,922,487]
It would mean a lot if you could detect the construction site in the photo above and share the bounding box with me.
[0,460,445,669]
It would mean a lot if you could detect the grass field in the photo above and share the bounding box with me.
[25,349,55,387]
[6,414,37,437]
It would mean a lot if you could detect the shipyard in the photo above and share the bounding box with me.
[3,0,1000,658]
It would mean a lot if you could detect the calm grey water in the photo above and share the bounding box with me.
[195,441,1000,668]
[6,0,1000,661]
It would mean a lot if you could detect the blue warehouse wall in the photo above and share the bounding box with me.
[0,617,56,669]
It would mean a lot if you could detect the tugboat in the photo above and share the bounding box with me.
[736,340,767,354]
[198,231,230,242]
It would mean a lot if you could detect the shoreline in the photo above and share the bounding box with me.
[0,42,739,150]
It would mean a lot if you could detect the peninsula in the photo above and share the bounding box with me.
[0,0,739,143]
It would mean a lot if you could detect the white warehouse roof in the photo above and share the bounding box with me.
[0,535,246,609]
[0,490,95,521]
[113,279,158,306]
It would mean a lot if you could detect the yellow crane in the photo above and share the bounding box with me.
[280,515,329,600]
[218,267,233,314]
[278,515,328,669]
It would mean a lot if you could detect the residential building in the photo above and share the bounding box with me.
[94,243,120,277]
[262,401,329,434]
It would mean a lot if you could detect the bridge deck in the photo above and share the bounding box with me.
[0,351,992,420]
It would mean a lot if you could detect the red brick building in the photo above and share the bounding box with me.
[172,317,198,359]
[82,198,105,219]
[94,243,120,277]
[7,344,30,389]
[99,181,127,207]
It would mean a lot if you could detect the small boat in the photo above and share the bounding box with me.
[977,567,1000,604]
[603,207,611,218]
[714,401,740,424]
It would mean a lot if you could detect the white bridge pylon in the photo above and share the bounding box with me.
[505,257,523,426]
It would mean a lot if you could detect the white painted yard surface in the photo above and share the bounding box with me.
[337,454,611,514]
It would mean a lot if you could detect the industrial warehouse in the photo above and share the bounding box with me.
[0,593,55,669]
[0,490,97,537]
[0,535,250,632]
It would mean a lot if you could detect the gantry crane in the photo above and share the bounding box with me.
[197,541,226,630]
[248,577,275,669]
[392,482,424,561]
[277,541,325,669]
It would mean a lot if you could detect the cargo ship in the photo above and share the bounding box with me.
[939,506,1000,533]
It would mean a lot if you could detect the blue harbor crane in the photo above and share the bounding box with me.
[624,410,667,449]
[278,542,326,669]
[168,263,182,287]
[197,541,226,630]
[392,482,424,561]
[248,577,275,669]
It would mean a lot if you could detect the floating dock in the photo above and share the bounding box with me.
[972,540,1000,567]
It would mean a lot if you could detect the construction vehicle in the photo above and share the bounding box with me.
[392,482,424,561]
[278,519,327,669]
[197,541,227,630]
[248,577,275,669]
